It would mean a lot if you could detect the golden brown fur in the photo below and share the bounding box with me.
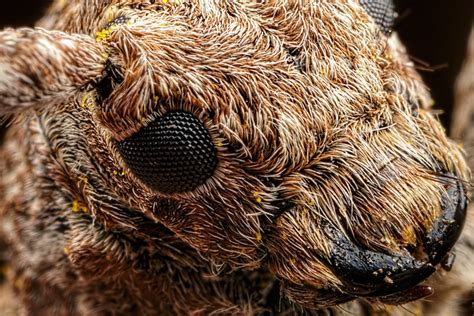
[0,1,471,314]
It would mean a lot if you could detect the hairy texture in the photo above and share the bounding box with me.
[0,28,105,113]
[0,0,471,315]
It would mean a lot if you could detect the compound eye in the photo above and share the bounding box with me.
[360,0,396,35]
[118,111,218,194]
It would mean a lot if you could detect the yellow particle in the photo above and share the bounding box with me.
[309,200,315,207]
[253,192,262,203]
[95,29,109,42]
[256,233,262,242]
[80,93,96,111]
[216,141,224,147]
[120,169,126,176]
[80,206,89,213]
[289,258,296,266]
[80,94,88,108]
[112,170,118,176]
[163,0,169,3]
[95,25,118,43]
[71,200,80,212]
[320,68,325,76]
[63,247,70,255]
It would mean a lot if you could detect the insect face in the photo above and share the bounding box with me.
[0,0,470,312]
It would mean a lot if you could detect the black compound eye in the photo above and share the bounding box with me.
[118,111,218,194]
[360,0,396,35]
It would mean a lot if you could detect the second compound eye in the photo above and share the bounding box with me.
[118,111,218,194]
[360,0,396,35]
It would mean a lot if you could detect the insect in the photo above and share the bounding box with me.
[0,0,470,314]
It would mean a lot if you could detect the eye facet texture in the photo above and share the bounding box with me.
[118,112,217,194]
[360,0,395,35]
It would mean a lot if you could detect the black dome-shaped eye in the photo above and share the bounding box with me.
[118,112,218,194]
[360,0,395,35]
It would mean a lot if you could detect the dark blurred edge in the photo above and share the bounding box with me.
[0,0,50,28]
[395,0,474,131]
[0,0,473,138]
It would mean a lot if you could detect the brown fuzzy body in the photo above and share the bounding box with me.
[0,1,472,315]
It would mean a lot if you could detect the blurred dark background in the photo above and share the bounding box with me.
[0,0,473,131]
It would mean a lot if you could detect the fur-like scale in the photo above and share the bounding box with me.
[0,1,471,315]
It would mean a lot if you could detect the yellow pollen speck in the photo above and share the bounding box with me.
[112,170,117,176]
[163,0,169,3]
[289,258,296,265]
[320,68,325,76]
[80,93,96,111]
[95,24,119,43]
[256,233,262,242]
[72,200,88,213]
[309,200,315,207]
[96,29,109,42]
[80,94,88,108]
[71,200,79,212]
[216,141,224,147]
[253,192,262,203]
[63,247,70,255]
[120,169,126,176]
